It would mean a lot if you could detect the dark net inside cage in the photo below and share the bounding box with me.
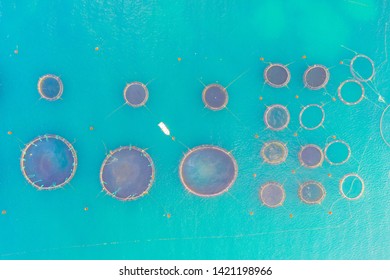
[202,84,228,110]
[299,145,323,168]
[21,135,77,189]
[259,182,285,208]
[100,146,154,200]
[264,64,290,88]
[180,145,237,197]
[124,82,149,107]
[304,65,329,90]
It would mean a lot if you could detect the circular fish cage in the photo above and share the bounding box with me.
[263,63,291,88]
[179,145,238,197]
[202,84,228,111]
[123,82,149,107]
[299,144,324,169]
[260,141,288,165]
[20,135,77,190]
[264,104,290,131]
[339,173,365,200]
[100,146,155,201]
[298,181,326,204]
[259,182,286,208]
[37,74,63,101]
[350,54,375,82]
[324,140,351,166]
[303,64,330,90]
[338,79,365,105]
[299,104,325,131]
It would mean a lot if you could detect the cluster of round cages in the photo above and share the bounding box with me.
[303,64,330,90]
[20,135,78,190]
[123,82,149,107]
[263,104,290,131]
[259,180,327,208]
[100,146,155,201]
[263,63,330,89]
[263,63,291,88]
[202,83,229,111]
[260,140,288,165]
[37,74,64,101]
[179,145,238,197]
[299,140,351,168]
[337,54,375,105]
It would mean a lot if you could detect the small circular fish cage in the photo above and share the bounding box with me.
[299,104,325,131]
[263,63,291,88]
[123,82,149,107]
[298,181,326,205]
[299,144,324,169]
[264,104,290,131]
[339,173,365,201]
[338,79,365,105]
[202,84,228,111]
[259,182,285,208]
[37,74,63,101]
[324,140,351,166]
[260,141,288,165]
[303,64,330,90]
[350,54,375,82]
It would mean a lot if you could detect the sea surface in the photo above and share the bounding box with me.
[0,0,390,259]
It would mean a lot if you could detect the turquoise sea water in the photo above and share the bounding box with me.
[1,0,390,259]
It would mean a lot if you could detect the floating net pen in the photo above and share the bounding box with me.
[263,63,291,88]
[303,64,330,90]
[338,79,365,105]
[20,134,77,190]
[202,84,228,111]
[259,182,285,208]
[179,145,238,197]
[324,140,351,165]
[123,82,149,107]
[298,144,324,169]
[299,104,325,131]
[350,54,375,82]
[100,146,155,201]
[260,141,288,165]
[37,74,63,101]
[264,104,290,131]
[298,181,326,204]
[339,173,365,200]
